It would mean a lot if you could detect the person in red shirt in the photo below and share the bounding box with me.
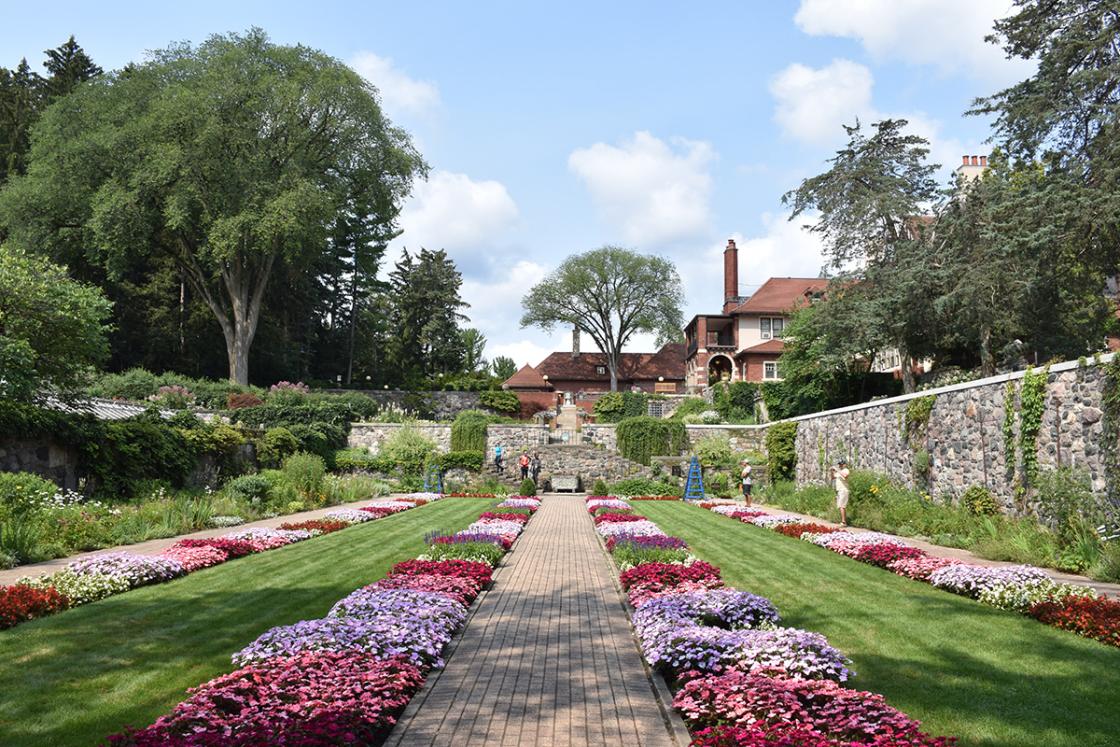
[519,452,530,480]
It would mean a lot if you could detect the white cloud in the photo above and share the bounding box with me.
[568,131,715,247]
[794,0,1032,84]
[489,340,557,369]
[349,51,440,117]
[770,59,874,145]
[396,170,518,255]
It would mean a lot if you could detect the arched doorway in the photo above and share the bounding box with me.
[707,355,733,385]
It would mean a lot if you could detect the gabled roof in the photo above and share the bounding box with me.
[730,277,828,315]
[530,343,686,384]
[503,364,552,390]
[736,339,785,357]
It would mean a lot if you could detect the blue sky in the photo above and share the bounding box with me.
[2,1,1030,367]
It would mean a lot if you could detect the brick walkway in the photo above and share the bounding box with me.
[387,495,679,747]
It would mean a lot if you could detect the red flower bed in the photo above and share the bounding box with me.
[1028,594,1120,648]
[478,512,530,524]
[690,723,949,746]
[388,559,493,587]
[279,519,350,534]
[108,653,425,746]
[0,584,68,629]
[774,523,839,539]
[618,561,721,591]
[593,512,648,525]
[674,670,953,746]
[852,543,928,569]
[172,538,257,559]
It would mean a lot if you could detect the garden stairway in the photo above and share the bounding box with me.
[484,442,652,493]
[386,494,680,746]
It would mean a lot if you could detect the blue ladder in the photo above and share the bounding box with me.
[423,463,443,494]
[683,456,705,501]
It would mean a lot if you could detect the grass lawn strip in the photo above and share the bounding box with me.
[0,497,499,747]
[639,500,1120,747]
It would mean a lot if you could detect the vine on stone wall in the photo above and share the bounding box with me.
[1100,357,1120,506]
[904,395,935,448]
[1018,366,1048,487]
[1002,380,1017,481]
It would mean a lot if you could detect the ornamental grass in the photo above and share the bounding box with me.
[108,653,425,747]
[0,583,68,629]
[611,544,692,570]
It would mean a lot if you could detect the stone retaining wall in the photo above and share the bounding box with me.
[348,422,549,455]
[685,424,766,453]
[322,390,486,420]
[0,439,81,490]
[791,356,1117,514]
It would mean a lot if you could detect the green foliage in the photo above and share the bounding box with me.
[0,472,57,520]
[904,396,935,446]
[669,397,710,421]
[0,518,43,565]
[519,478,537,496]
[281,452,326,501]
[223,474,272,504]
[694,435,732,468]
[423,540,504,566]
[520,246,684,389]
[490,356,517,380]
[379,426,437,477]
[711,381,758,423]
[593,478,609,495]
[1091,541,1120,583]
[1019,366,1048,486]
[230,393,379,430]
[611,544,690,569]
[706,471,731,498]
[323,473,392,503]
[608,476,681,497]
[479,389,520,414]
[451,410,490,451]
[0,245,112,399]
[1101,355,1120,507]
[913,449,932,483]
[428,450,485,472]
[386,249,469,387]
[616,416,687,465]
[86,368,265,409]
[332,447,379,473]
[594,391,649,423]
[961,485,999,516]
[255,427,301,469]
[764,421,798,482]
[1035,467,1104,542]
[285,423,347,464]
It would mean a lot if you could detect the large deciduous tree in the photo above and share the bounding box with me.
[0,245,112,400]
[0,29,425,384]
[520,246,683,392]
[783,119,940,392]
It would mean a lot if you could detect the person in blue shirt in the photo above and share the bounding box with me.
[493,444,504,474]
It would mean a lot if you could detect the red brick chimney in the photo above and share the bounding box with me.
[723,238,738,312]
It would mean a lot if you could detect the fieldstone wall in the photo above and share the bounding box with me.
[487,425,549,453]
[686,425,766,453]
[0,439,80,490]
[534,444,651,489]
[792,358,1116,514]
[349,422,549,455]
[582,424,617,451]
[323,390,486,420]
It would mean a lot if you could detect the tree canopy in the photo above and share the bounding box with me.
[0,28,425,385]
[520,246,683,391]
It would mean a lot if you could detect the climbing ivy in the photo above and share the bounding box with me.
[904,395,935,447]
[1002,380,1018,481]
[765,421,798,482]
[617,417,687,466]
[1018,366,1048,487]
[1101,356,1120,506]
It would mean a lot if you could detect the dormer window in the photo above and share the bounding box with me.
[760,317,784,340]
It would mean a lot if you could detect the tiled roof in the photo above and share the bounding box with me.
[503,364,553,390]
[730,277,828,315]
[534,343,686,383]
[736,339,785,356]
[46,397,194,421]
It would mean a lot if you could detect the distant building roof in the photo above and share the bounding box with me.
[737,339,786,356]
[729,277,828,315]
[45,397,194,421]
[503,364,552,390]
[514,343,686,386]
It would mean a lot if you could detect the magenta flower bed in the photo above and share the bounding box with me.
[370,574,482,606]
[159,545,229,572]
[108,653,425,746]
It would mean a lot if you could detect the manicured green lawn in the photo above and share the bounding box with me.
[0,498,495,747]
[638,501,1120,747]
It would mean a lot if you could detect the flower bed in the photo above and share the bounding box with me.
[1027,594,1120,647]
[598,496,955,745]
[698,502,1111,648]
[593,512,648,524]
[496,496,541,511]
[110,499,534,744]
[7,498,435,632]
[0,583,68,629]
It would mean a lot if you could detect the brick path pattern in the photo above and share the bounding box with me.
[388,495,678,747]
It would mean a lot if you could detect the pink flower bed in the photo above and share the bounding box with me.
[851,543,928,568]
[370,574,482,606]
[159,545,229,572]
[887,556,963,581]
[108,653,425,746]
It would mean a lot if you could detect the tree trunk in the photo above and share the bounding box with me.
[979,325,995,377]
[900,349,916,394]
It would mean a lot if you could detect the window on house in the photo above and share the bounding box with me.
[764,361,780,380]
[596,366,606,375]
[760,317,784,340]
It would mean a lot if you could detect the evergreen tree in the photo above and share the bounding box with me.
[42,36,101,100]
[387,248,469,385]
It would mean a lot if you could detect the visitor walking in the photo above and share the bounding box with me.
[740,460,753,506]
[530,452,542,484]
[830,459,851,526]
[519,452,531,480]
[494,444,504,475]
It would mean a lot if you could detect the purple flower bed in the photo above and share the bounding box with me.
[928,563,1051,598]
[654,626,852,681]
[329,588,467,632]
[67,552,185,588]
[633,589,781,667]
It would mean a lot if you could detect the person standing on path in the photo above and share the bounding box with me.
[494,444,504,474]
[740,460,753,506]
[519,452,530,480]
[530,452,541,484]
[830,459,851,526]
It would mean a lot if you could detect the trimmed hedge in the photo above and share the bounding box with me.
[616,417,687,466]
